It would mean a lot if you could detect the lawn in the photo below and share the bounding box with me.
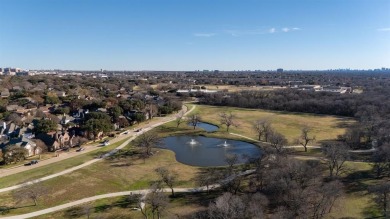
[28,160,380,219]
[0,145,199,216]
[188,104,355,144]
[0,105,371,218]
[31,191,218,219]
[326,161,381,218]
[0,138,129,189]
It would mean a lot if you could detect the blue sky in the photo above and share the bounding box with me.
[0,0,389,70]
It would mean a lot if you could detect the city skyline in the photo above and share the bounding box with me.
[0,0,389,71]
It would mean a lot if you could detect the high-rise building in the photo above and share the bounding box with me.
[277,68,283,73]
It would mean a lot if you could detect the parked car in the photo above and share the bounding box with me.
[25,160,39,166]
[103,140,109,146]
[123,131,129,135]
[135,128,142,132]
[76,147,85,152]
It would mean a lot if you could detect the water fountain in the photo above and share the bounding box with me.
[160,136,261,167]
[222,140,229,147]
[189,139,197,145]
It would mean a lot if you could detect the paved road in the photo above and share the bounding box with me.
[0,105,196,194]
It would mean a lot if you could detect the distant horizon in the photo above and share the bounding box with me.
[3,67,389,72]
[1,0,389,70]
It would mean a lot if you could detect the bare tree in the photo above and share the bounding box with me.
[207,192,268,219]
[310,180,344,218]
[225,154,239,174]
[219,112,239,132]
[372,143,390,178]
[145,183,169,219]
[32,139,48,153]
[145,103,158,120]
[189,114,201,130]
[369,182,390,218]
[83,203,93,219]
[253,119,270,141]
[322,142,350,178]
[269,131,288,154]
[195,168,221,193]
[155,167,178,197]
[297,126,316,152]
[3,145,28,164]
[13,181,48,206]
[208,192,246,219]
[262,120,273,142]
[175,110,186,128]
[134,131,161,158]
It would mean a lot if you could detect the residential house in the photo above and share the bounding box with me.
[59,114,75,125]
[6,104,20,112]
[320,86,352,94]
[0,126,40,157]
[12,86,23,92]
[73,109,89,119]
[8,135,40,157]
[295,85,322,91]
[55,91,66,97]
[176,89,218,93]
[37,105,52,113]
[1,89,10,98]
[3,122,17,136]
[97,108,107,113]
[36,131,73,151]
[0,121,6,136]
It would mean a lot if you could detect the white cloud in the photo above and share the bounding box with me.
[194,33,216,37]
[282,27,301,32]
[220,26,302,37]
[377,28,390,32]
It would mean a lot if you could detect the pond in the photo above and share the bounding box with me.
[159,136,261,167]
[187,122,219,132]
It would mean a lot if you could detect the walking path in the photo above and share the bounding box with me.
[0,105,196,194]
[229,132,375,152]
[0,165,254,219]
[0,187,203,219]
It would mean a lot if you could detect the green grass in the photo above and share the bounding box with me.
[0,146,199,216]
[31,191,220,219]
[188,104,355,144]
[0,105,372,218]
[0,138,129,189]
[157,119,259,145]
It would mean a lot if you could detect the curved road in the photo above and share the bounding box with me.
[0,105,196,194]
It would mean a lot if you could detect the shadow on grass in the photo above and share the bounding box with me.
[170,191,221,207]
[362,202,383,219]
[105,149,138,161]
[63,195,142,218]
[343,169,374,194]
[0,204,36,215]
[94,195,142,213]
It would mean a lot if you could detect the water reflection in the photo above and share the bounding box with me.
[188,122,219,132]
